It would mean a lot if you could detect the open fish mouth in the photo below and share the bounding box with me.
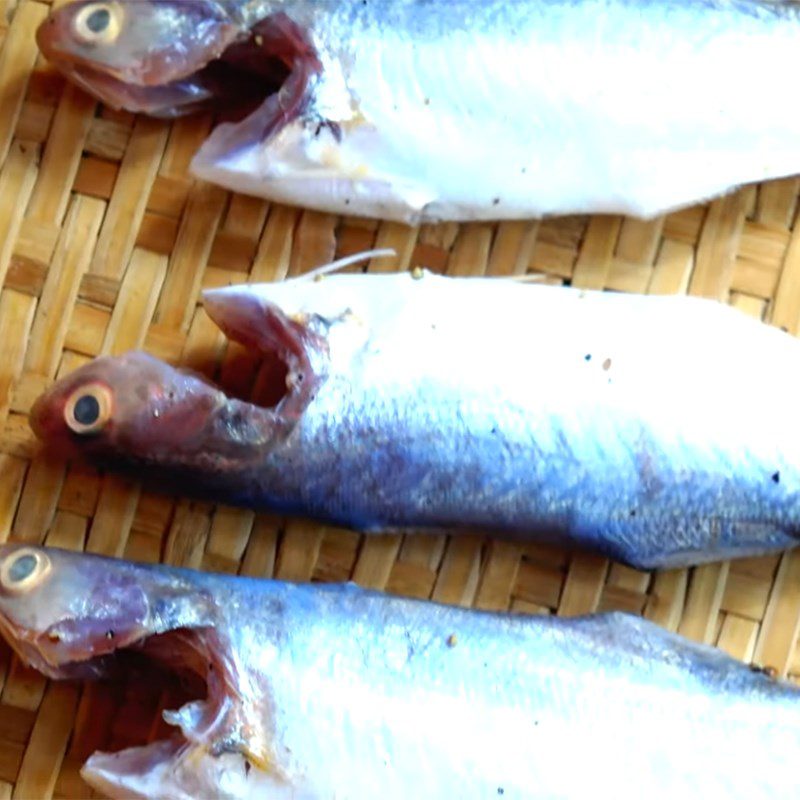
[27,263,350,476]
[0,543,273,795]
[57,62,217,118]
[49,50,295,121]
[17,622,242,788]
[0,581,237,787]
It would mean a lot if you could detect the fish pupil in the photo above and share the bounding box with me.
[85,7,110,33]
[74,394,100,426]
[8,554,36,583]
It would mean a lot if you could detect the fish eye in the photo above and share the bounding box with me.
[73,2,122,45]
[0,548,51,594]
[64,382,113,435]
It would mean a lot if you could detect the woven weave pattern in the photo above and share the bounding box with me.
[3,0,800,797]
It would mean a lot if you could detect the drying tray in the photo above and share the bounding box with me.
[3,0,800,797]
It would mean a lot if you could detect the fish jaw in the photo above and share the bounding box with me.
[83,742,292,800]
[190,53,458,224]
[0,546,273,796]
[79,628,271,799]
[191,114,440,224]
[189,9,442,225]
[202,284,332,422]
[83,740,190,800]
[48,62,217,117]
[202,270,434,350]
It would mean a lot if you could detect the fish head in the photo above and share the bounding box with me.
[0,545,274,798]
[29,351,231,470]
[29,283,340,481]
[36,1,242,112]
[0,543,197,677]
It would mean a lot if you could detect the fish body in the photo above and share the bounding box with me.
[30,272,800,570]
[0,544,798,799]
[37,0,800,222]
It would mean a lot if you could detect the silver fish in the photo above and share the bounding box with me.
[29,271,800,570]
[36,0,800,222]
[0,543,798,799]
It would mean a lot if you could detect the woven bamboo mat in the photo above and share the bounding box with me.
[3,0,800,797]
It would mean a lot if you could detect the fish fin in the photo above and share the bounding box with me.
[203,290,328,422]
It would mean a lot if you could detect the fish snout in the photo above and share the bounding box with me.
[29,388,61,443]
[35,14,57,58]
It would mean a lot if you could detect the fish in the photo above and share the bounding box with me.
[35,0,800,223]
[29,270,800,570]
[1,542,799,799]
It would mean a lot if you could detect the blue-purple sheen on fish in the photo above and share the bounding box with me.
[35,0,800,221]
[29,271,800,570]
[0,543,799,798]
